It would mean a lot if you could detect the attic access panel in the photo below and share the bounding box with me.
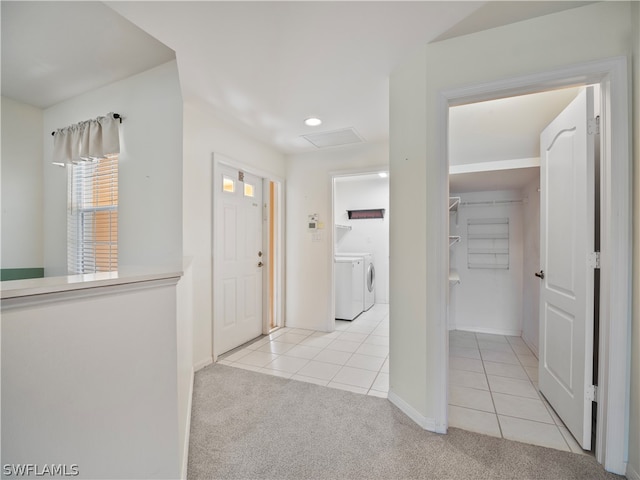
[347,209,385,220]
[302,127,364,148]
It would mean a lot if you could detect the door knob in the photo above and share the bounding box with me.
[535,270,545,279]
[258,262,264,268]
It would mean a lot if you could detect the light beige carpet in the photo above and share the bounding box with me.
[188,364,623,480]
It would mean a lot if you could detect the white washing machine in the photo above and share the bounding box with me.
[334,256,364,321]
[335,252,375,311]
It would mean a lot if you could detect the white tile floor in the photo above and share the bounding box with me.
[218,303,390,397]
[448,330,588,454]
[218,312,588,455]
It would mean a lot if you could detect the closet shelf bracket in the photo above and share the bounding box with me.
[449,197,461,226]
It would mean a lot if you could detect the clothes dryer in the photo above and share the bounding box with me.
[335,252,375,311]
[334,256,364,320]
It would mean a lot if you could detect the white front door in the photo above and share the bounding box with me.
[215,164,264,355]
[538,87,596,450]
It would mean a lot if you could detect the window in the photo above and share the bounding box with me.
[223,175,235,193]
[67,156,118,274]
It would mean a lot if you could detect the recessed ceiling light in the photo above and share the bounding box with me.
[304,117,322,127]
[378,172,388,178]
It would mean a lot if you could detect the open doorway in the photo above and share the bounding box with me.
[333,172,390,319]
[296,171,391,395]
[446,85,601,453]
[435,58,631,474]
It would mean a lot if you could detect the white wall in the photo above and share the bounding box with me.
[286,142,388,330]
[335,175,389,303]
[389,1,635,442]
[1,97,43,269]
[42,61,183,276]
[629,2,640,479]
[182,100,285,368]
[521,176,541,355]
[449,190,524,336]
[2,278,181,479]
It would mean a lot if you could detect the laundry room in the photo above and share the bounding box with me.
[333,173,389,321]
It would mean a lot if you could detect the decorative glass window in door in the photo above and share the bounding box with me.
[223,176,235,193]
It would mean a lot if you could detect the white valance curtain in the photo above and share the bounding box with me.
[52,113,120,165]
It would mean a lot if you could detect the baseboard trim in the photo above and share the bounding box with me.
[194,357,213,372]
[180,367,195,480]
[521,334,539,359]
[626,463,640,480]
[387,390,438,432]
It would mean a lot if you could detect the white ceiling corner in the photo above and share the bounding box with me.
[2,1,593,159]
[1,1,175,109]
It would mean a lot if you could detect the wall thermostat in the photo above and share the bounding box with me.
[308,214,319,231]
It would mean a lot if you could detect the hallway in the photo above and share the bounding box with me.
[188,362,614,480]
[218,304,389,396]
[218,311,591,456]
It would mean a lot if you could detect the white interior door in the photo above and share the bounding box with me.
[215,164,264,355]
[539,87,595,449]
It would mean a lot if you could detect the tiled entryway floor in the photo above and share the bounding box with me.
[218,313,587,455]
[218,303,390,397]
[448,329,587,454]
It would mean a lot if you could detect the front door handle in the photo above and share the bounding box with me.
[258,262,264,268]
[535,270,545,279]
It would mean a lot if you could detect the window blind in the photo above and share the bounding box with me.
[67,156,118,274]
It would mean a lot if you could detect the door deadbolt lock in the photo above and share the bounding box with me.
[258,251,263,257]
[535,270,545,279]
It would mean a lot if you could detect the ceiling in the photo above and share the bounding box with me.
[450,167,540,194]
[0,2,175,109]
[1,1,592,155]
[449,87,581,166]
[335,172,389,184]
[449,86,581,193]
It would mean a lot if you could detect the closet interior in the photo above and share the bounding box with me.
[448,177,540,352]
[447,86,583,353]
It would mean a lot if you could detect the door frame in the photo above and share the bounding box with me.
[212,153,286,360]
[329,166,389,332]
[437,57,631,474]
